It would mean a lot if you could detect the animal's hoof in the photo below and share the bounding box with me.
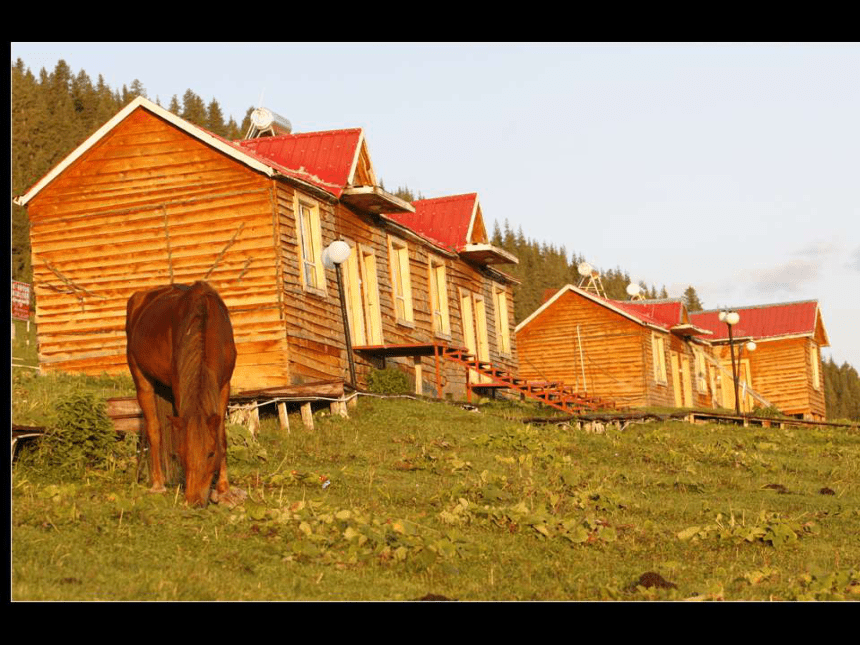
[149,485,167,494]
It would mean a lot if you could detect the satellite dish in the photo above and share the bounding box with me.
[626,283,641,297]
[577,262,593,277]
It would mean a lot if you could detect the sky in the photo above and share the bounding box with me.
[11,42,860,368]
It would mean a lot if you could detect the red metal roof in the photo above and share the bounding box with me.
[235,129,363,198]
[612,300,684,330]
[689,301,821,341]
[386,193,478,252]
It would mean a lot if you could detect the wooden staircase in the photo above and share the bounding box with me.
[438,346,616,415]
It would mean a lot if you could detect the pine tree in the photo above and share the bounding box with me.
[180,89,207,125]
[206,98,226,135]
[683,285,704,311]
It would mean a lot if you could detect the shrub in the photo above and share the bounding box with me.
[367,367,411,395]
[32,392,124,475]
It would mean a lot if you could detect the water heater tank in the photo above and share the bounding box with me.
[249,107,292,136]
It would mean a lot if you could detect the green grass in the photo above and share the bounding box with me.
[11,370,860,601]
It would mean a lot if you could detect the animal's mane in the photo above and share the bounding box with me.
[174,283,220,417]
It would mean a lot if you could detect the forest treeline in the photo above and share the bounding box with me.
[10,58,860,420]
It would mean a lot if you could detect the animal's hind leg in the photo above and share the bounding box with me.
[129,358,167,493]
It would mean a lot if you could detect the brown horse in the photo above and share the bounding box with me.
[126,281,237,506]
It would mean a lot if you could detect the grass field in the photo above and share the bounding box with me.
[11,369,860,601]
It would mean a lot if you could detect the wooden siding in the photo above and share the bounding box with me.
[23,106,520,401]
[276,192,519,397]
[517,291,660,407]
[712,337,826,419]
[516,291,721,409]
[25,109,290,392]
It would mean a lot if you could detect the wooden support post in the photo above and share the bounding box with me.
[278,402,290,434]
[330,399,348,418]
[414,357,423,397]
[249,401,260,436]
[347,394,358,410]
[466,364,472,404]
[434,345,442,399]
[301,402,314,430]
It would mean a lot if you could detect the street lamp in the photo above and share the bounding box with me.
[719,310,742,416]
[323,240,355,390]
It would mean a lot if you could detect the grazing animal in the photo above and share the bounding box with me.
[126,281,237,506]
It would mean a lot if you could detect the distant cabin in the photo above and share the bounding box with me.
[13,97,519,400]
[690,301,830,420]
[515,285,717,410]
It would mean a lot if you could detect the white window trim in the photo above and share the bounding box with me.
[493,283,511,356]
[652,333,667,385]
[388,235,414,325]
[295,195,326,296]
[811,344,821,390]
[429,256,451,338]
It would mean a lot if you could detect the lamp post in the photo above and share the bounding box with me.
[719,310,741,416]
[323,240,355,390]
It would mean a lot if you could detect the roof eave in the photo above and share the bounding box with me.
[515,283,668,334]
[14,96,278,207]
[341,186,415,215]
[460,243,519,266]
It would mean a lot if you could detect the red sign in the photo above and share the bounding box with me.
[12,281,30,321]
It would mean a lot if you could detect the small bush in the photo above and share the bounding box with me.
[29,392,124,476]
[367,367,411,395]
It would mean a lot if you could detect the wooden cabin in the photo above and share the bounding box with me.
[514,285,719,409]
[13,97,519,400]
[690,301,830,419]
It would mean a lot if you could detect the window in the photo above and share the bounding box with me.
[493,284,511,355]
[388,236,413,323]
[295,197,325,293]
[428,257,451,336]
[811,344,821,390]
[344,243,383,346]
[652,333,667,384]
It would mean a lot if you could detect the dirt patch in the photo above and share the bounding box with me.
[636,571,677,589]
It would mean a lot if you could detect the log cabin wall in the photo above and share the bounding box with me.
[666,333,715,409]
[273,181,349,385]
[24,108,292,392]
[711,337,826,419]
[517,290,663,408]
[20,100,521,401]
[641,328,675,408]
[268,183,519,398]
[341,203,518,398]
[516,289,724,410]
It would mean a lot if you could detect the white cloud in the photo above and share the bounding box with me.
[848,247,860,272]
[745,258,820,296]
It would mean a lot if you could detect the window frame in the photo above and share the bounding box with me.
[294,195,326,296]
[388,235,414,325]
[428,256,451,337]
[652,333,668,385]
[810,343,821,390]
[493,283,512,356]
